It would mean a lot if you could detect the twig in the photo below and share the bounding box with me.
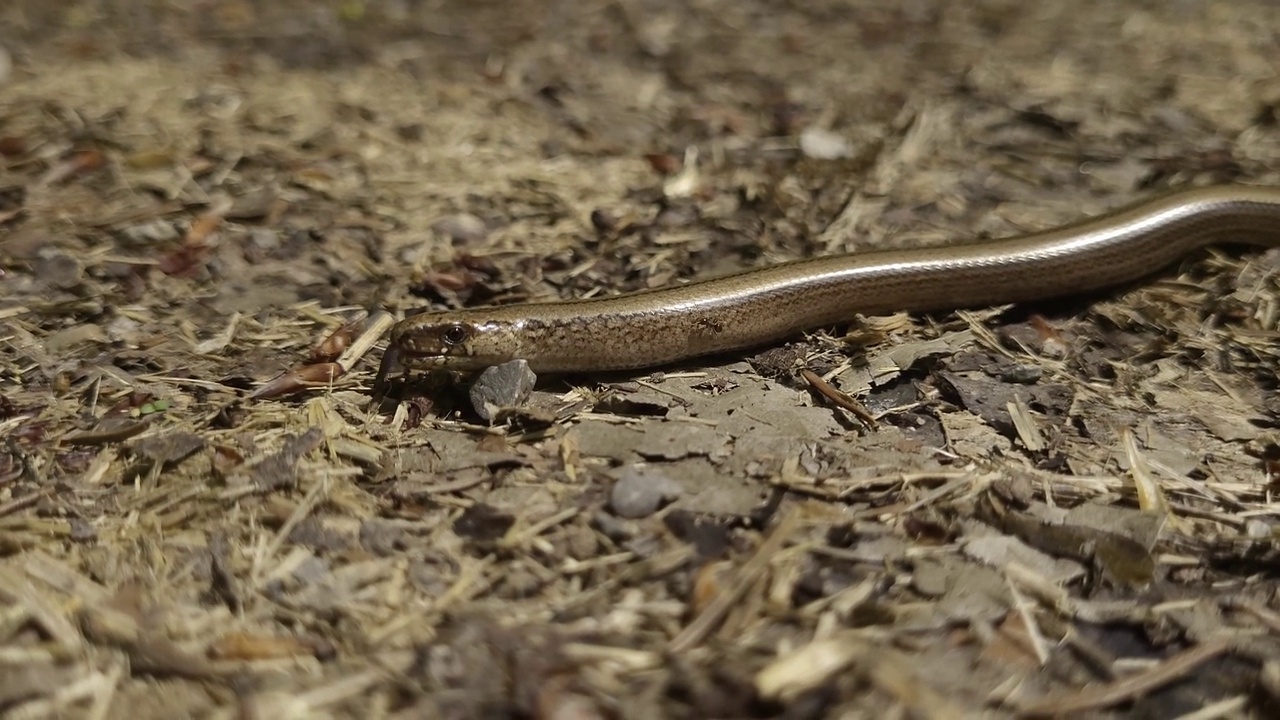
[799,367,878,429]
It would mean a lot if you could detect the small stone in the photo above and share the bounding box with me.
[609,464,683,519]
[397,123,424,141]
[122,220,181,244]
[997,322,1068,359]
[248,228,281,251]
[799,127,852,160]
[469,360,537,421]
[431,213,488,245]
[34,252,84,290]
[910,560,949,598]
[227,188,278,220]
[1001,364,1043,384]
[291,555,330,585]
[1245,519,1274,539]
[590,208,617,231]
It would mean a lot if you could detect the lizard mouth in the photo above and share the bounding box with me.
[392,348,450,367]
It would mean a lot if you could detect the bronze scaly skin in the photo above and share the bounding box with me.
[390,185,1280,374]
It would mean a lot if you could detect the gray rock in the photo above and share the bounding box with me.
[609,464,683,519]
[469,360,537,421]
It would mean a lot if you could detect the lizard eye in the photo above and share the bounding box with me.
[442,324,470,346]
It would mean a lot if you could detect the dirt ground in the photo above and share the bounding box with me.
[3,0,1280,718]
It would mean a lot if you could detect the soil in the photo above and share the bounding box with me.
[3,1,1280,718]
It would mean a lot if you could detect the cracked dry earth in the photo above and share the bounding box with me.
[3,1,1280,718]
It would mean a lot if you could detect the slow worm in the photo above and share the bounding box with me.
[389,185,1280,373]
